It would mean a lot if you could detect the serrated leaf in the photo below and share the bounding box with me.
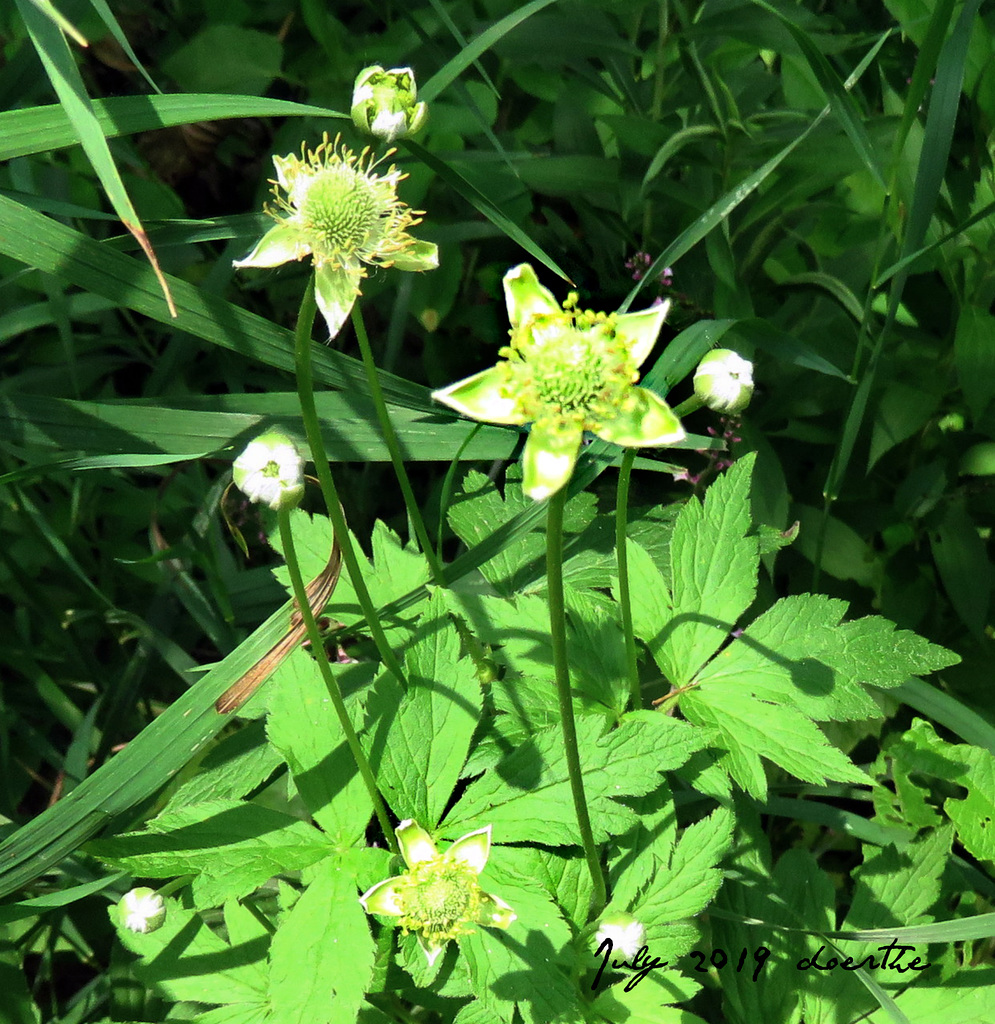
[268,857,374,1024]
[365,590,483,826]
[266,648,375,845]
[168,721,284,808]
[459,854,582,1024]
[656,457,759,686]
[114,897,268,1004]
[273,513,429,641]
[88,799,332,907]
[633,807,733,926]
[592,974,707,1024]
[681,686,868,798]
[446,468,599,596]
[441,713,702,843]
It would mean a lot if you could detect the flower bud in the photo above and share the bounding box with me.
[232,431,305,511]
[351,65,428,142]
[693,349,754,414]
[117,887,166,934]
[595,912,645,959]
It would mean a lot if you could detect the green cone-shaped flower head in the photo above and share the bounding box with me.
[234,133,438,338]
[360,820,516,966]
[693,349,754,414]
[232,431,305,511]
[432,264,685,500]
[352,65,428,142]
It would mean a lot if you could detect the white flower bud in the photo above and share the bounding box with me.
[117,887,166,934]
[232,431,305,511]
[595,912,646,959]
[693,349,754,414]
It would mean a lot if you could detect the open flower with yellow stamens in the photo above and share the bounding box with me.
[234,133,438,338]
[432,264,685,500]
[360,820,516,966]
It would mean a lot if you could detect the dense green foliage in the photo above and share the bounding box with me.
[1,1,995,1022]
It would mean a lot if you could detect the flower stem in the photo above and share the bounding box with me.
[278,507,397,852]
[294,279,407,688]
[671,394,704,419]
[546,487,607,919]
[616,449,641,710]
[351,306,444,586]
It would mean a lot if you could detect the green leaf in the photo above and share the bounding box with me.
[168,721,283,808]
[931,504,992,640]
[694,594,958,724]
[266,649,375,846]
[681,684,869,797]
[114,896,269,1004]
[632,807,733,926]
[447,468,599,597]
[653,456,758,687]
[459,848,582,1024]
[268,857,374,1024]
[88,799,333,907]
[441,713,702,843]
[0,944,39,1024]
[162,26,282,95]
[365,590,483,827]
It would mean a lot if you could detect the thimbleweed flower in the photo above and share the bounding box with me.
[360,820,516,966]
[432,264,685,501]
[232,431,305,511]
[234,133,438,338]
[351,65,428,142]
[595,912,646,959]
[693,349,754,414]
[117,887,166,934]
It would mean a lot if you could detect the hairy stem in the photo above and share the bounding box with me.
[546,487,607,918]
[351,306,444,585]
[294,279,406,687]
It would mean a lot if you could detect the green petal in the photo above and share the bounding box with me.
[476,892,517,930]
[396,819,439,868]
[233,222,309,269]
[314,262,362,339]
[432,366,526,425]
[447,825,491,874]
[596,387,685,447]
[502,264,561,328]
[521,420,583,501]
[359,876,405,917]
[615,300,671,368]
[418,936,446,967]
[391,239,439,272]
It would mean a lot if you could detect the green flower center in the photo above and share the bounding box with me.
[397,860,481,941]
[299,167,382,260]
[512,304,637,426]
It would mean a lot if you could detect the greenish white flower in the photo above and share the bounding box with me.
[232,431,304,511]
[359,820,516,966]
[117,887,166,934]
[432,264,685,501]
[595,912,646,959]
[693,349,754,414]
[234,133,438,338]
[351,65,428,142]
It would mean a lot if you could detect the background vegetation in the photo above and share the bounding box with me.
[1,0,995,1022]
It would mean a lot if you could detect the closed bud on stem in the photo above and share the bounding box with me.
[232,431,305,511]
[117,887,166,934]
[693,349,754,414]
[351,65,428,142]
[595,911,646,959]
